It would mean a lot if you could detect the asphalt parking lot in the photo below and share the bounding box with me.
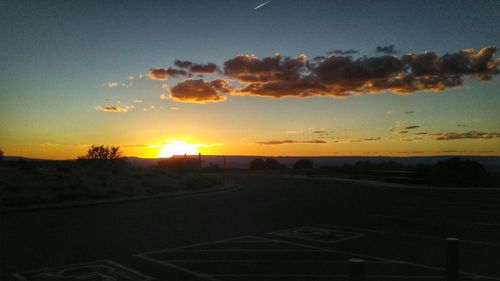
[3,173,500,280]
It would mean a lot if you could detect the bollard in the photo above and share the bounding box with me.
[348,258,365,281]
[446,237,460,281]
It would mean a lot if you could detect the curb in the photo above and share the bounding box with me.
[1,183,238,214]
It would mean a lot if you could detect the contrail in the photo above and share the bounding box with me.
[254,0,272,10]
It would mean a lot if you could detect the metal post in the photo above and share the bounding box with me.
[348,258,365,281]
[446,237,460,281]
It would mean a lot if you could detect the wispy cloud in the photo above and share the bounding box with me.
[39,143,60,147]
[431,131,500,140]
[256,139,326,145]
[95,104,135,113]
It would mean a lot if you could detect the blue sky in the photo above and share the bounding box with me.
[1,0,499,158]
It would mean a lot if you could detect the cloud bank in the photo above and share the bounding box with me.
[150,46,498,103]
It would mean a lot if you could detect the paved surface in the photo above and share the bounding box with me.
[2,173,499,280]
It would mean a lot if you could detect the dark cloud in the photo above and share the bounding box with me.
[405,110,414,114]
[148,67,188,80]
[414,131,428,135]
[397,151,425,154]
[256,140,326,145]
[169,79,233,103]
[397,130,409,134]
[151,46,498,102]
[431,131,500,140]
[436,150,467,153]
[375,45,399,54]
[364,137,381,141]
[327,49,359,55]
[224,53,307,83]
[174,60,193,69]
[405,125,420,130]
[174,60,219,74]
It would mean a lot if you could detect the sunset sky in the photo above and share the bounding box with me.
[1,0,499,159]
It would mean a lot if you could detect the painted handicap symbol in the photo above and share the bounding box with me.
[30,264,118,280]
[13,260,153,281]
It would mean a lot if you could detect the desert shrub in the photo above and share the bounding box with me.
[205,162,221,172]
[293,159,313,170]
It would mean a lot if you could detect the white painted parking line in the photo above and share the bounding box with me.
[138,255,222,281]
[137,235,262,256]
[136,234,499,281]
[209,274,446,278]
[317,223,500,247]
[12,260,154,281]
[163,260,396,264]
[270,226,364,244]
[266,234,499,281]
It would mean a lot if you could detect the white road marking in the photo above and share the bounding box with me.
[270,226,365,244]
[136,234,500,281]
[137,254,221,281]
[262,235,499,280]
[318,223,500,247]
[12,260,154,281]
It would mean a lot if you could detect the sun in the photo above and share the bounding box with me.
[157,140,200,158]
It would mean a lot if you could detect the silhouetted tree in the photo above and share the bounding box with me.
[250,158,285,170]
[78,145,124,161]
[293,159,313,169]
[0,148,3,161]
[265,158,285,169]
[250,158,266,170]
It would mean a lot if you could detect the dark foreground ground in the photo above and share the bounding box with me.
[1,173,499,281]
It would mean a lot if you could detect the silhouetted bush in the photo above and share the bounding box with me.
[250,158,286,170]
[205,162,221,172]
[344,161,406,171]
[293,159,313,170]
[0,148,4,161]
[78,145,126,164]
[250,158,266,169]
